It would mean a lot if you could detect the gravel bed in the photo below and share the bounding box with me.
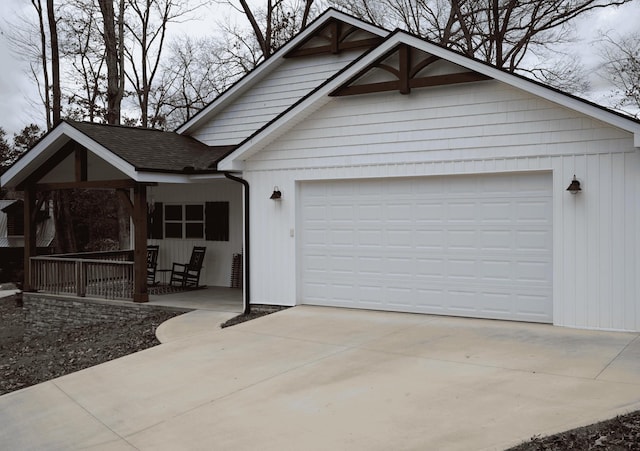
[0,294,182,396]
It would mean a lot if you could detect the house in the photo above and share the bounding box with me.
[1,9,639,331]
[0,199,54,283]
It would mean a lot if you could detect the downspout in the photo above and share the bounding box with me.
[224,172,250,315]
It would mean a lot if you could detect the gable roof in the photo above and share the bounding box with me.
[176,8,389,136]
[1,120,230,189]
[217,28,640,170]
[68,121,229,172]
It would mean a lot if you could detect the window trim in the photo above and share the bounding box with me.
[163,203,205,240]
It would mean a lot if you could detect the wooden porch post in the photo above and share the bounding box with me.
[23,188,37,291]
[132,184,148,302]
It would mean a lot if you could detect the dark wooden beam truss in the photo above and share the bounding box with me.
[330,44,491,97]
[285,18,384,58]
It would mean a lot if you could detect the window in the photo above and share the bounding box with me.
[147,202,229,241]
[164,204,205,239]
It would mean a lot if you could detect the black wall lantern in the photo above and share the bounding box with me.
[566,175,581,194]
[270,186,282,200]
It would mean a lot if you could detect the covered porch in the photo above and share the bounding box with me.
[149,286,242,312]
[0,120,246,311]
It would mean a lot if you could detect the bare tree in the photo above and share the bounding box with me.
[58,0,108,122]
[46,0,62,124]
[149,36,224,128]
[221,0,317,60]
[97,0,126,125]
[22,0,53,129]
[599,31,640,118]
[124,0,201,128]
[330,0,632,87]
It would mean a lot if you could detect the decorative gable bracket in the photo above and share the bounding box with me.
[285,18,384,58]
[330,43,490,97]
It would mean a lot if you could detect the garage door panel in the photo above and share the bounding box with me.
[515,230,551,251]
[299,173,553,323]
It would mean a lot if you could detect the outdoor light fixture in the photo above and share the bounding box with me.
[566,175,582,194]
[270,186,282,200]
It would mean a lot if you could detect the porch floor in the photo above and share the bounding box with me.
[148,286,242,313]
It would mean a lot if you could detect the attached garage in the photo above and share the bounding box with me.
[214,13,640,332]
[299,172,553,323]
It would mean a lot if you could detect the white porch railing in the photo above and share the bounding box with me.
[30,251,135,300]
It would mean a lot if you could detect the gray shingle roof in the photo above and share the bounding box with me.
[67,121,234,173]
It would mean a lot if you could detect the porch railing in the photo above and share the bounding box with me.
[30,250,135,300]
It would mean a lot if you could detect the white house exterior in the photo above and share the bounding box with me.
[207,14,640,332]
[2,9,639,331]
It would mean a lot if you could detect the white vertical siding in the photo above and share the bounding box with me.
[149,179,243,287]
[191,51,363,146]
[243,81,640,331]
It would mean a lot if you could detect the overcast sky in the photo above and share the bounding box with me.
[0,1,638,137]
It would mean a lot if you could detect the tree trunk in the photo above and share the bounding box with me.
[31,0,51,130]
[98,0,122,124]
[47,0,61,124]
[117,195,130,250]
[53,191,77,253]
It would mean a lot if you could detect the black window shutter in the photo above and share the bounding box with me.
[148,202,163,239]
[205,202,229,241]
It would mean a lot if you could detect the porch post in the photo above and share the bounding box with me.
[23,187,37,291]
[132,184,148,302]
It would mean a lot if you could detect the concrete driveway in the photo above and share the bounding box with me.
[2,306,640,451]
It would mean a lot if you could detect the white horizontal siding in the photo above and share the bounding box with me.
[242,81,640,332]
[192,51,364,146]
[148,180,243,288]
[250,81,631,168]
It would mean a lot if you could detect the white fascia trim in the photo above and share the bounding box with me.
[135,172,229,183]
[0,133,62,188]
[0,122,139,188]
[213,159,245,172]
[176,9,389,136]
[64,125,139,177]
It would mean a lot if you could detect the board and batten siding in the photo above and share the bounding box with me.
[243,80,640,332]
[191,51,364,146]
[148,179,243,288]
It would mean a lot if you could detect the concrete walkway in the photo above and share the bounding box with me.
[1,306,640,450]
[156,310,237,343]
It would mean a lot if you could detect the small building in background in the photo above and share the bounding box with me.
[0,199,55,284]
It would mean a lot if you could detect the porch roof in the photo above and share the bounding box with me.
[0,121,236,189]
[64,121,234,173]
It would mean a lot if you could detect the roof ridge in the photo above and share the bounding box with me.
[65,119,175,134]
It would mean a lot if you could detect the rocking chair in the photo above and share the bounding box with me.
[170,246,206,288]
[147,245,159,286]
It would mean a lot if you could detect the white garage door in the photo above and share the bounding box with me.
[299,172,553,323]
